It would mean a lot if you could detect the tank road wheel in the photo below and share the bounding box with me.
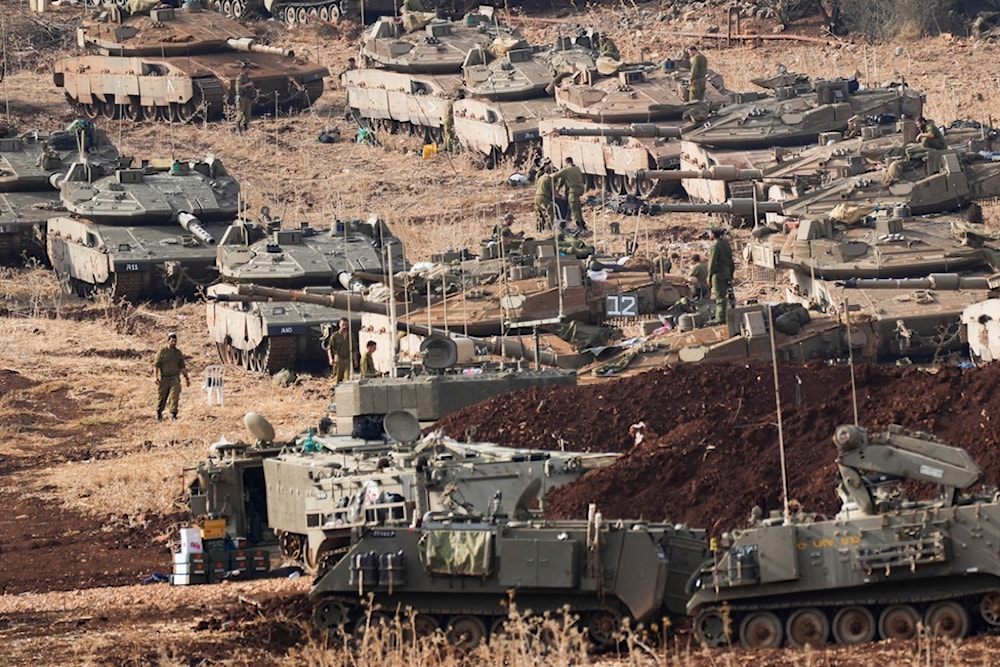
[296,7,310,23]
[924,601,969,640]
[121,97,142,121]
[233,0,246,17]
[308,8,319,20]
[140,104,157,121]
[608,172,626,195]
[82,102,100,120]
[401,614,441,643]
[980,593,1000,626]
[284,6,297,23]
[222,0,233,13]
[329,4,341,21]
[320,6,330,19]
[175,100,201,123]
[832,606,875,645]
[313,598,351,634]
[878,605,919,640]
[155,105,171,122]
[785,608,829,648]
[693,609,729,647]
[277,531,305,562]
[739,611,783,649]
[636,175,660,198]
[592,174,608,193]
[446,615,487,651]
[99,97,119,120]
[586,610,622,650]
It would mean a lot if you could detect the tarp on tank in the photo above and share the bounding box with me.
[419,529,493,576]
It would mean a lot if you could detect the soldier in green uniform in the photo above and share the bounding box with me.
[360,340,379,377]
[554,156,587,231]
[687,45,707,102]
[652,247,672,277]
[326,317,353,383]
[153,332,190,421]
[706,229,734,324]
[234,64,255,133]
[598,34,621,60]
[687,253,709,299]
[533,160,555,232]
[915,116,946,149]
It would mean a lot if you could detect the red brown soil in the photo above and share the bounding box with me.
[436,361,1000,534]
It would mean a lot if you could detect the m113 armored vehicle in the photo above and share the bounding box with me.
[54,3,328,123]
[47,155,239,301]
[689,424,1000,648]
[309,508,708,649]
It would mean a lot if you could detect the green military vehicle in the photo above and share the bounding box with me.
[689,423,1000,647]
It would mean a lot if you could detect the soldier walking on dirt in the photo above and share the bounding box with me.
[235,64,255,133]
[554,156,587,232]
[687,45,707,102]
[326,317,352,383]
[153,332,190,421]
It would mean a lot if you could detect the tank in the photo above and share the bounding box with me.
[554,62,728,124]
[46,155,238,301]
[452,96,561,166]
[0,122,120,262]
[207,0,469,25]
[688,423,1000,648]
[541,120,684,198]
[309,511,708,649]
[361,12,514,74]
[216,213,407,287]
[682,77,925,150]
[53,3,329,123]
[344,68,460,145]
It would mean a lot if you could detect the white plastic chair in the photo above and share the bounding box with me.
[203,365,225,406]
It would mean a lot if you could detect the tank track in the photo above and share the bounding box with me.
[211,0,347,23]
[693,579,1000,648]
[217,335,298,374]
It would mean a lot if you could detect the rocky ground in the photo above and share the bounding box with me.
[6,1,1000,665]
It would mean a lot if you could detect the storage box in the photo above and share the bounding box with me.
[201,519,227,540]
[178,527,203,554]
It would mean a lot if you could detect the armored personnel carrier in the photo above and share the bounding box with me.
[689,423,1000,647]
[0,122,119,262]
[216,213,406,288]
[46,155,238,301]
[683,77,925,150]
[207,0,395,23]
[310,510,708,649]
[54,3,328,123]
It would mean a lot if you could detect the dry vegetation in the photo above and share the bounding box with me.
[5,1,1000,665]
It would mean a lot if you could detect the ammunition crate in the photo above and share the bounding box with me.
[250,549,271,573]
[201,519,227,540]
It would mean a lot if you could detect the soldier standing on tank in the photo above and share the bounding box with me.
[706,229,734,325]
[234,64,255,133]
[915,116,946,149]
[534,159,555,232]
[326,317,352,383]
[360,340,379,377]
[554,156,587,232]
[652,246,672,277]
[687,253,709,299]
[153,332,190,422]
[687,45,708,102]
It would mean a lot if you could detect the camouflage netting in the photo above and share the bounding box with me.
[434,361,1000,536]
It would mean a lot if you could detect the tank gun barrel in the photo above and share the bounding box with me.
[214,284,564,366]
[226,37,294,58]
[637,166,763,181]
[178,212,216,245]
[837,273,994,291]
[556,123,681,139]
[652,198,782,215]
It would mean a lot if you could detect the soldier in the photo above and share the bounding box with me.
[360,340,379,377]
[687,253,709,299]
[915,116,946,150]
[706,228,734,325]
[554,156,587,232]
[652,247,672,277]
[234,64,255,133]
[598,33,621,60]
[493,212,524,240]
[534,159,555,232]
[687,45,708,102]
[153,331,190,422]
[326,317,352,383]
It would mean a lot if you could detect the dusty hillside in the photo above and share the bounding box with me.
[5,1,1000,665]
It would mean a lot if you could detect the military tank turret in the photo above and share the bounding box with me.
[0,121,119,262]
[689,424,1000,648]
[46,155,239,301]
[217,212,406,288]
[54,3,329,123]
[683,76,925,150]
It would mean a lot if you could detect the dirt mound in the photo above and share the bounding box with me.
[436,362,1000,534]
